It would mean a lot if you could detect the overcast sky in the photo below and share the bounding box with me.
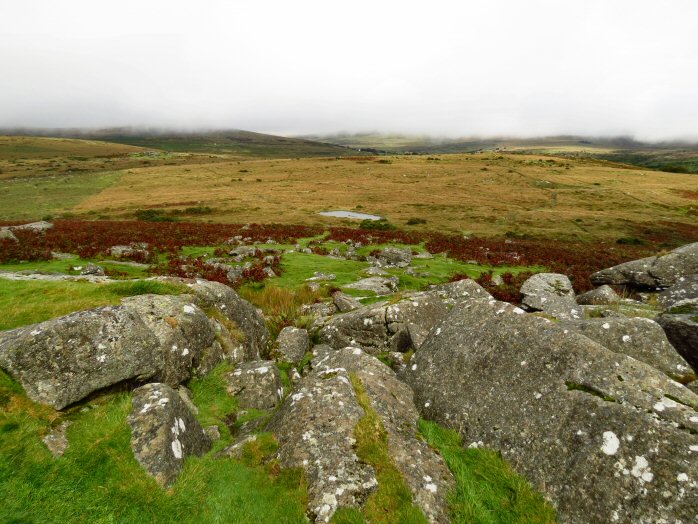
[1,0,697,140]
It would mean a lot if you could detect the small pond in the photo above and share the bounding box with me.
[318,210,383,220]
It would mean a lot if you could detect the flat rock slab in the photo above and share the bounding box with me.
[345,276,399,295]
[403,298,698,523]
[128,383,211,486]
[559,317,693,381]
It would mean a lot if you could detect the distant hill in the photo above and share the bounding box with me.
[307,133,698,173]
[1,128,365,159]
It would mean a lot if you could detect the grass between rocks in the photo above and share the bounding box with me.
[0,256,149,278]
[335,375,428,524]
[418,420,557,524]
[0,279,187,330]
[0,366,309,523]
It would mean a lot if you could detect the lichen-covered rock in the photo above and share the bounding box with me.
[658,274,698,310]
[374,247,412,268]
[42,421,72,457]
[312,347,454,523]
[345,276,399,295]
[266,365,377,522]
[657,313,698,373]
[9,220,53,232]
[301,301,338,318]
[223,360,283,409]
[559,317,693,381]
[122,294,218,385]
[576,285,619,305]
[276,327,310,363]
[80,263,105,276]
[0,229,18,242]
[185,279,270,360]
[317,280,491,354]
[520,272,581,320]
[332,291,361,313]
[128,383,211,486]
[0,306,160,409]
[592,242,698,289]
[404,299,698,524]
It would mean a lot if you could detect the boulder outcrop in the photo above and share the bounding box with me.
[267,346,453,522]
[520,272,581,320]
[403,298,698,523]
[0,306,161,409]
[317,279,491,354]
[591,242,698,288]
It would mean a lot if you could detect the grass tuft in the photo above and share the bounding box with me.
[418,419,557,524]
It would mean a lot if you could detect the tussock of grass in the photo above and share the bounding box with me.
[0,279,186,330]
[238,283,327,337]
[0,368,309,523]
[346,374,427,524]
[418,419,557,524]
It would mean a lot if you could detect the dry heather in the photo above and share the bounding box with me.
[74,153,698,239]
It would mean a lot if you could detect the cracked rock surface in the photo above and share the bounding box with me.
[403,298,698,524]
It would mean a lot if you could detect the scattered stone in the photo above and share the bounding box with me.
[80,263,105,276]
[413,252,433,259]
[591,242,698,288]
[128,383,212,486]
[305,272,336,282]
[332,291,361,312]
[205,425,221,441]
[263,267,277,278]
[576,285,619,306]
[363,266,388,276]
[276,327,310,363]
[345,276,399,295]
[404,299,698,523]
[109,244,149,259]
[520,272,581,320]
[228,246,257,258]
[559,317,693,380]
[301,301,338,318]
[51,252,75,260]
[42,421,72,457]
[223,361,283,410]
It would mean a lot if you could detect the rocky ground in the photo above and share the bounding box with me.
[1,230,697,522]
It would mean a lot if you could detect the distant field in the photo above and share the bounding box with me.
[1,135,697,242]
[67,153,698,241]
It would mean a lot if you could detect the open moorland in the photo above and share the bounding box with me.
[1,131,697,523]
[1,133,697,242]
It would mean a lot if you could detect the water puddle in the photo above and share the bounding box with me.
[318,210,383,220]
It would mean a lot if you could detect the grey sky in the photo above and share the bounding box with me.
[1,0,697,140]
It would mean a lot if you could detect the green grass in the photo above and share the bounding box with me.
[341,375,428,524]
[0,256,149,278]
[274,252,369,289]
[0,369,309,524]
[418,420,556,524]
[0,170,123,220]
[0,279,187,330]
